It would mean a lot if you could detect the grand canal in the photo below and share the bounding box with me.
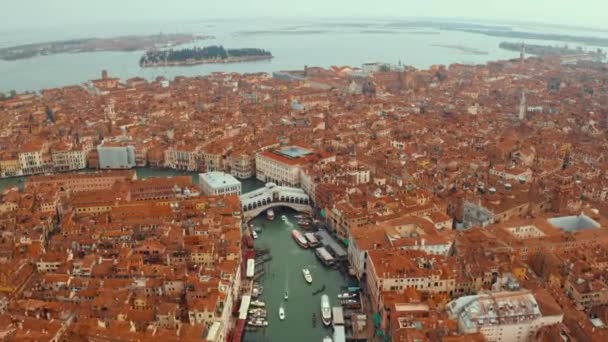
[0,168,356,341]
[244,208,354,342]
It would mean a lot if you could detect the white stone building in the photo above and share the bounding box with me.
[199,171,242,196]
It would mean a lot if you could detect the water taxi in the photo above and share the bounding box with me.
[292,229,309,248]
[267,209,275,220]
[302,268,313,284]
[250,300,266,308]
[279,306,285,320]
[337,292,357,299]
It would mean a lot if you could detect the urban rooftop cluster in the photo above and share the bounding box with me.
[0,53,608,341]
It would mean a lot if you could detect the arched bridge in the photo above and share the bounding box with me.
[240,183,312,221]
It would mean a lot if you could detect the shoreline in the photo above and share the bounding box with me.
[140,55,274,67]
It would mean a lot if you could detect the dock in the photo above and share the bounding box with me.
[316,229,347,259]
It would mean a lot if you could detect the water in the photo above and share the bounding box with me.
[0,18,527,93]
[245,208,354,342]
[0,167,265,193]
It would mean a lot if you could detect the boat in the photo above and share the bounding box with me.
[341,299,361,309]
[302,268,313,284]
[321,295,332,326]
[292,230,309,248]
[248,308,266,315]
[252,231,258,239]
[250,300,266,308]
[294,214,306,219]
[298,220,311,226]
[252,284,263,297]
[279,306,285,320]
[312,285,326,296]
[315,247,335,266]
[337,292,357,299]
[323,337,333,342]
[281,214,288,222]
[252,225,262,232]
[247,319,268,327]
[267,209,275,220]
[304,232,320,247]
[284,290,289,300]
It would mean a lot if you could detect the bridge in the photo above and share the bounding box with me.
[240,183,312,221]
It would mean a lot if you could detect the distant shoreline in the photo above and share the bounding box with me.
[431,44,489,55]
[0,33,211,61]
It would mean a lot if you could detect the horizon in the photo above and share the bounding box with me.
[2,0,608,32]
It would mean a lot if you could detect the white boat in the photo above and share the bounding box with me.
[252,231,258,239]
[250,300,266,308]
[279,306,285,320]
[284,290,289,300]
[247,319,268,327]
[302,268,313,284]
[281,214,288,221]
[323,337,333,342]
[321,295,332,326]
[337,292,357,299]
[267,209,275,220]
[292,230,309,248]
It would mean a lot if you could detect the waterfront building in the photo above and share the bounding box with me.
[51,142,87,172]
[255,145,333,187]
[447,290,563,342]
[97,143,136,169]
[164,144,201,171]
[199,171,242,196]
[27,170,136,192]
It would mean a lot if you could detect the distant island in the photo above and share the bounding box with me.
[0,33,211,61]
[139,45,273,67]
[431,44,488,55]
[499,42,607,60]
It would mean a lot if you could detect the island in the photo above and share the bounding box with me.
[139,45,273,67]
[499,42,606,61]
[0,33,211,61]
[431,44,488,55]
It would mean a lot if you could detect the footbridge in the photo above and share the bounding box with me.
[240,183,312,221]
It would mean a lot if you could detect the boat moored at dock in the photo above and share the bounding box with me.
[321,294,332,326]
[304,232,320,247]
[292,229,309,248]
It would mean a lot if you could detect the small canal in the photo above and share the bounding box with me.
[244,208,355,342]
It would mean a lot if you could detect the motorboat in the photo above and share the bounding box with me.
[252,284,263,297]
[292,230,309,248]
[281,214,288,222]
[252,231,258,239]
[321,294,332,326]
[250,300,266,308]
[267,209,275,220]
[337,292,357,299]
[323,337,333,342]
[247,319,268,327]
[279,306,285,320]
[302,268,313,284]
[284,290,289,300]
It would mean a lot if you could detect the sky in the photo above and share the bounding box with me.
[1,0,607,31]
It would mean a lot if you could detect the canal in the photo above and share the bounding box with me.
[0,168,355,341]
[244,208,354,342]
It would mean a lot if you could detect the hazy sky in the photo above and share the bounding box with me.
[2,0,607,30]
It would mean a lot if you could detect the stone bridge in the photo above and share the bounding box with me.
[240,183,312,221]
